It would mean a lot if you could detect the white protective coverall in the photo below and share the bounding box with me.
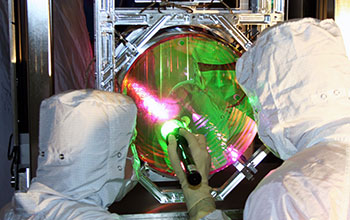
[2,89,137,220]
[236,18,350,220]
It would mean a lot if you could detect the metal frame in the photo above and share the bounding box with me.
[94,0,284,204]
[9,0,54,190]
[133,145,269,203]
[121,209,243,219]
[26,0,54,181]
[95,1,285,91]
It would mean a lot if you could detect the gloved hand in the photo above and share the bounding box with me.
[168,128,216,220]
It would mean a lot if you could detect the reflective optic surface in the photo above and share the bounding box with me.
[121,32,256,176]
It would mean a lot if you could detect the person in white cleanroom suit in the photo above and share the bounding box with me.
[168,17,350,220]
[236,18,350,219]
[1,89,138,220]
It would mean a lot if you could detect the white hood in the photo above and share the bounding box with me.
[12,90,137,219]
[236,18,350,160]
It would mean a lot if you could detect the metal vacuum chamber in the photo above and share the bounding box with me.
[94,0,285,219]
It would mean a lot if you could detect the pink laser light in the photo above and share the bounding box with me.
[128,82,180,122]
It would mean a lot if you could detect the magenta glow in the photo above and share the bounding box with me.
[129,82,179,122]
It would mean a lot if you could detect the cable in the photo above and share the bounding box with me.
[140,1,157,13]
[140,0,194,14]
[219,0,233,14]
[7,133,19,188]
[7,133,14,160]
[226,93,247,108]
[171,3,193,13]
[200,0,215,9]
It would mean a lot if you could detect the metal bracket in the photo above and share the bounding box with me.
[96,4,285,91]
[134,145,269,203]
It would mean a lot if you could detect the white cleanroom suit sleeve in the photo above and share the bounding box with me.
[2,89,138,220]
[200,210,231,220]
[236,18,350,220]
